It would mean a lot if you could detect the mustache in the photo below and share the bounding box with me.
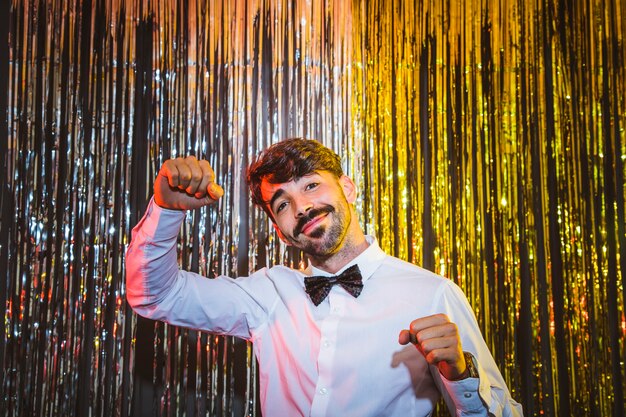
[293,205,335,237]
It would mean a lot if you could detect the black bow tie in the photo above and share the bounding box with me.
[304,264,363,306]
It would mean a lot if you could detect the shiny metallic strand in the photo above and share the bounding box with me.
[1,0,625,416]
[352,0,626,415]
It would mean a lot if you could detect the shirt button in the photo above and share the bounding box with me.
[464,393,472,398]
[323,340,331,348]
[319,388,328,395]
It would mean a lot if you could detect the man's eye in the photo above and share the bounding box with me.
[275,202,287,213]
[305,182,319,191]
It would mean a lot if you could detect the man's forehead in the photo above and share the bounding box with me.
[259,172,321,201]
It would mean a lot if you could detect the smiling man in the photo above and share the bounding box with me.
[126,138,523,416]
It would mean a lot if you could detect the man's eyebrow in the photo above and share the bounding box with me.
[267,188,285,211]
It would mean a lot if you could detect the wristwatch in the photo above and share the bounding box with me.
[463,352,479,378]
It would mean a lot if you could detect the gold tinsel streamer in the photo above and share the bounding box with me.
[1,0,624,416]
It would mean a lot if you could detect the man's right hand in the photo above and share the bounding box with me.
[154,156,224,210]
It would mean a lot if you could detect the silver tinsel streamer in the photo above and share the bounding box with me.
[2,0,625,416]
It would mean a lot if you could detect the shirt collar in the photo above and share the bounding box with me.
[304,235,385,284]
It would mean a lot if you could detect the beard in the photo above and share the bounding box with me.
[288,202,351,258]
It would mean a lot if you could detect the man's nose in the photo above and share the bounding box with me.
[294,197,313,217]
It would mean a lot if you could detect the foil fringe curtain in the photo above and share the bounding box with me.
[1,0,624,416]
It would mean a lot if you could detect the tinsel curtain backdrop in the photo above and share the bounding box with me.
[1,0,624,416]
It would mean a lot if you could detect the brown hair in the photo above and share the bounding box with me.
[247,138,344,215]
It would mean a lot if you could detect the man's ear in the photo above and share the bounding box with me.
[339,175,357,204]
[272,222,292,245]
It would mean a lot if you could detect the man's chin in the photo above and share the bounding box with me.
[290,235,330,255]
[300,236,345,258]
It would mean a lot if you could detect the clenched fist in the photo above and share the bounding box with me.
[154,156,224,211]
[398,313,468,381]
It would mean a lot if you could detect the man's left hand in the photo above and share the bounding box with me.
[398,313,468,380]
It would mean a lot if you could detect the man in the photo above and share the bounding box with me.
[126,138,523,416]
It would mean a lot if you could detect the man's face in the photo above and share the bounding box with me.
[260,170,356,258]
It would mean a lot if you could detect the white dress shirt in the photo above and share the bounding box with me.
[126,199,523,417]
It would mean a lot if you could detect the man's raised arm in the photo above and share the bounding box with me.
[125,156,223,312]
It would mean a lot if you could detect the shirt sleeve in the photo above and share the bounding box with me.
[125,198,276,340]
[432,280,524,417]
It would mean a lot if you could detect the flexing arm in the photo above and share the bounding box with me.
[125,157,272,338]
[399,284,524,417]
[125,157,223,319]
